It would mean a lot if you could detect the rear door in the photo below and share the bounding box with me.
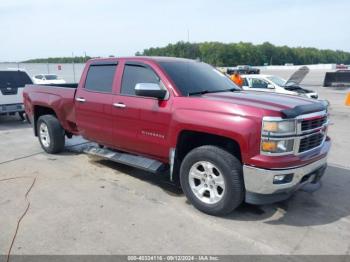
[112,61,173,159]
[75,62,118,145]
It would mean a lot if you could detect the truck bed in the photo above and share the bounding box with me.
[23,83,79,134]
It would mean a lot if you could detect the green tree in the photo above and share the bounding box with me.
[138,41,350,66]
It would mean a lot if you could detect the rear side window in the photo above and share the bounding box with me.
[0,71,33,88]
[121,65,159,96]
[85,65,116,93]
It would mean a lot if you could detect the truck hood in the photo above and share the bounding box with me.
[202,91,324,118]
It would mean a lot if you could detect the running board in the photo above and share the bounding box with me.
[84,146,168,174]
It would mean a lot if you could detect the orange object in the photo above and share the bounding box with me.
[230,73,243,87]
[261,140,277,152]
[346,93,350,106]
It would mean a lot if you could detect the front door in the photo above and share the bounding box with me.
[248,78,275,93]
[112,62,172,160]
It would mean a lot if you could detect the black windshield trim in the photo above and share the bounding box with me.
[188,88,238,96]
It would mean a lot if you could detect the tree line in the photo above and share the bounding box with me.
[23,56,92,63]
[137,41,350,66]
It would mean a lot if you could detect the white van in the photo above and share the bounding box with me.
[241,66,318,99]
[0,69,33,119]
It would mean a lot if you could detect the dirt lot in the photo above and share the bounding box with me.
[0,85,350,256]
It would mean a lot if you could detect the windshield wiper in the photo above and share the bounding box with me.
[188,88,238,96]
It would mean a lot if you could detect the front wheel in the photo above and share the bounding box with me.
[37,115,65,154]
[180,145,244,216]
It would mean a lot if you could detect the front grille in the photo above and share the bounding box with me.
[301,115,327,131]
[298,133,324,153]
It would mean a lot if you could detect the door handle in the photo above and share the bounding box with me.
[76,97,86,103]
[113,102,126,108]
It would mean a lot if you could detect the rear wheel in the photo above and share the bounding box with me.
[37,115,65,154]
[180,145,244,216]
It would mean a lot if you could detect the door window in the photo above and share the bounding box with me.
[121,65,159,96]
[84,64,117,93]
[251,78,269,89]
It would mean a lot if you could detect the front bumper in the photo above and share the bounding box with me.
[243,156,327,205]
[0,103,24,114]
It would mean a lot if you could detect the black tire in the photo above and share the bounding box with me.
[37,115,65,154]
[180,145,244,216]
[18,111,25,121]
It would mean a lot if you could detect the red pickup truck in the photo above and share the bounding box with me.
[24,57,330,215]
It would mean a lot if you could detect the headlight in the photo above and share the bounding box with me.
[261,139,294,154]
[262,119,296,134]
[261,118,297,155]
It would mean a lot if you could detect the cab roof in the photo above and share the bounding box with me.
[88,56,196,63]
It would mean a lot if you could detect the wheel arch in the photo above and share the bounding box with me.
[171,130,243,183]
[33,105,58,136]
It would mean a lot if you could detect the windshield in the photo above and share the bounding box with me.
[267,76,286,87]
[159,61,240,96]
[45,75,58,80]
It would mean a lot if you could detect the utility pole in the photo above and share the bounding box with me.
[187,29,190,43]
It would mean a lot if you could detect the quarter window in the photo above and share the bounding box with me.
[242,77,249,87]
[85,65,116,93]
[121,65,159,96]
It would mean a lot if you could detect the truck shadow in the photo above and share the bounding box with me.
[0,115,30,131]
[225,165,350,227]
[91,159,183,196]
[92,158,350,227]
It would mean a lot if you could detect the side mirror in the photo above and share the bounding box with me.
[135,83,167,99]
[267,84,275,89]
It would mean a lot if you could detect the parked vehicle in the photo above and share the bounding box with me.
[33,74,66,84]
[241,68,318,99]
[324,70,350,88]
[24,57,330,215]
[0,69,33,120]
[227,65,260,75]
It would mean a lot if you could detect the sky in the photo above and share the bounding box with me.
[0,0,349,61]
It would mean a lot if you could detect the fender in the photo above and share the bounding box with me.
[168,108,260,164]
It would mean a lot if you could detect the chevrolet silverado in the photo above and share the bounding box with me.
[24,57,330,215]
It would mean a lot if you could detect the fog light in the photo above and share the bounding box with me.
[273,173,294,184]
